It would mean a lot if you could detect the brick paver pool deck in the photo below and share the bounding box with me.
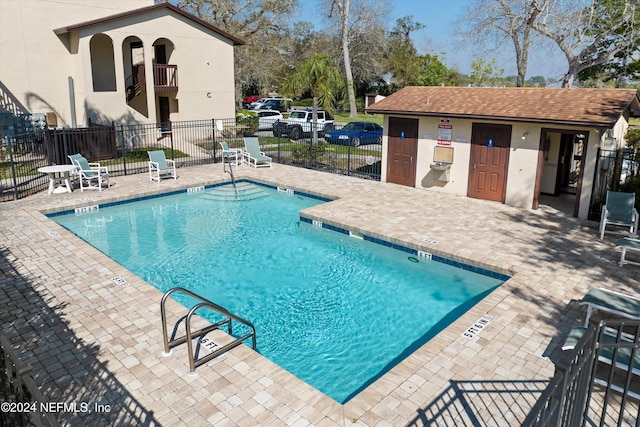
[1,163,638,426]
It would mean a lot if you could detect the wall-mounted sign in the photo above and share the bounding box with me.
[438,118,452,146]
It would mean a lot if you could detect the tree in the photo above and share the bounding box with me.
[526,75,547,86]
[413,54,462,86]
[384,16,424,89]
[626,128,640,150]
[469,57,505,86]
[458,0,542,87]
[176,0,297,99]
[271,23,335,92]
[325,0,389,118]
[531,0,640,87]
[576,0,640,86]
[280,54,343,144]
[329,0,356,118]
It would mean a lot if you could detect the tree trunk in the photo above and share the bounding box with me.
[563,63,579,88]
[344,40,358,118]
[312,97,319,146]
[338,0,358,118]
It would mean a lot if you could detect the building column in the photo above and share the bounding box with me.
[143,41,157,124]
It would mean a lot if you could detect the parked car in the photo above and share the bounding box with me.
[324,122,383,146]
[248,97,271,109]
[272,109,334,140]
[242,95,259,108]
[249,96,286,110]
[259,98,292,112]
[254,109,284,130]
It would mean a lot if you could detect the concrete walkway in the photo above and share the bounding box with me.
[1,162,638,426]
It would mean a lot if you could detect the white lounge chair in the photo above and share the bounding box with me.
[148,150,176,182]
[579,287,640,327]
[615,237,640,267]
[600,190,638,239]
[68,153,109,192]
[219,141,242,166]
[243,137,272,168]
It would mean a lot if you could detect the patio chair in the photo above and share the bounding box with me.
[600,190,638,239]
[147,150,176,182]
[243,137,272,168]
[578,287,640,327]
[219,141,242,166]
[68,153,110,192]
[615,237,640,267]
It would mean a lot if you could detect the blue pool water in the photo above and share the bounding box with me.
[50,182,506,403]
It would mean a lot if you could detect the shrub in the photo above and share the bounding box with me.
[236,110,258,136]
[620,174,640,210]
[291,143,328,163]
[625,128,640,149]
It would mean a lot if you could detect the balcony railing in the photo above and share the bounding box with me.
[125,64,178,101]
[152,64,178,92]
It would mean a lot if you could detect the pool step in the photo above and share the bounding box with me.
[200,182,268,201]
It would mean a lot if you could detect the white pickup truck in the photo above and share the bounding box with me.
[272,109,334,140]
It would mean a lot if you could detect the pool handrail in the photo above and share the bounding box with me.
[160,287,257,373]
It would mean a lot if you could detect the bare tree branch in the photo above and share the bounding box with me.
[531,0,640,86]
[456,0,543,86]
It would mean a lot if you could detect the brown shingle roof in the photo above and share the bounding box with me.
[366,86,640,128]
[53,3,244,45]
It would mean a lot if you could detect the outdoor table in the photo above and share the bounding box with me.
[38,165,77,194]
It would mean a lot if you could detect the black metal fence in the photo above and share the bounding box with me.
[1,334,60,426]
[523,319,640,426]
[590,148,640,220]
[0,119,382,202]
[268,119,382,181]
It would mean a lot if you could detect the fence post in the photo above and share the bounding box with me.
[612,149,624,191]
[548,355,571,427]
[168,120,174,160]
[276,133,280,163]
[7,139,19,200]
[347,142,352,176]
[211,119,217,163]
[119,124,127,175]
[61,128,69,165]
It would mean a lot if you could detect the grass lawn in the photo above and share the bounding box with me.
[332,112,383,125]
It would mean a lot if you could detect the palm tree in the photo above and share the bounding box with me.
[281,54,343,145]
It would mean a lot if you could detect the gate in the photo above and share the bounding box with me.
[590,149,640,220]
[0,132,50,201]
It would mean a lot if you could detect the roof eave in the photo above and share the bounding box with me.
[53,3,245,46]
[365,109,614,129]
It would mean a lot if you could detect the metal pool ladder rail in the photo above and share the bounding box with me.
[160,287,257,373]
[223,153,238,198]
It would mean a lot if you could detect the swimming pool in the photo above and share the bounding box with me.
[50,181,507,403]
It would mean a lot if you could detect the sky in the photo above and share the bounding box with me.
[297,0,567,80]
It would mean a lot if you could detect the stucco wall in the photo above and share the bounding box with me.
[0,0,152,126]
[76,10,237,124]
[381,114,604,219]
[0,0,236,127]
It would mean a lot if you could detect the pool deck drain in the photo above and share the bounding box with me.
[1,163,638,425]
